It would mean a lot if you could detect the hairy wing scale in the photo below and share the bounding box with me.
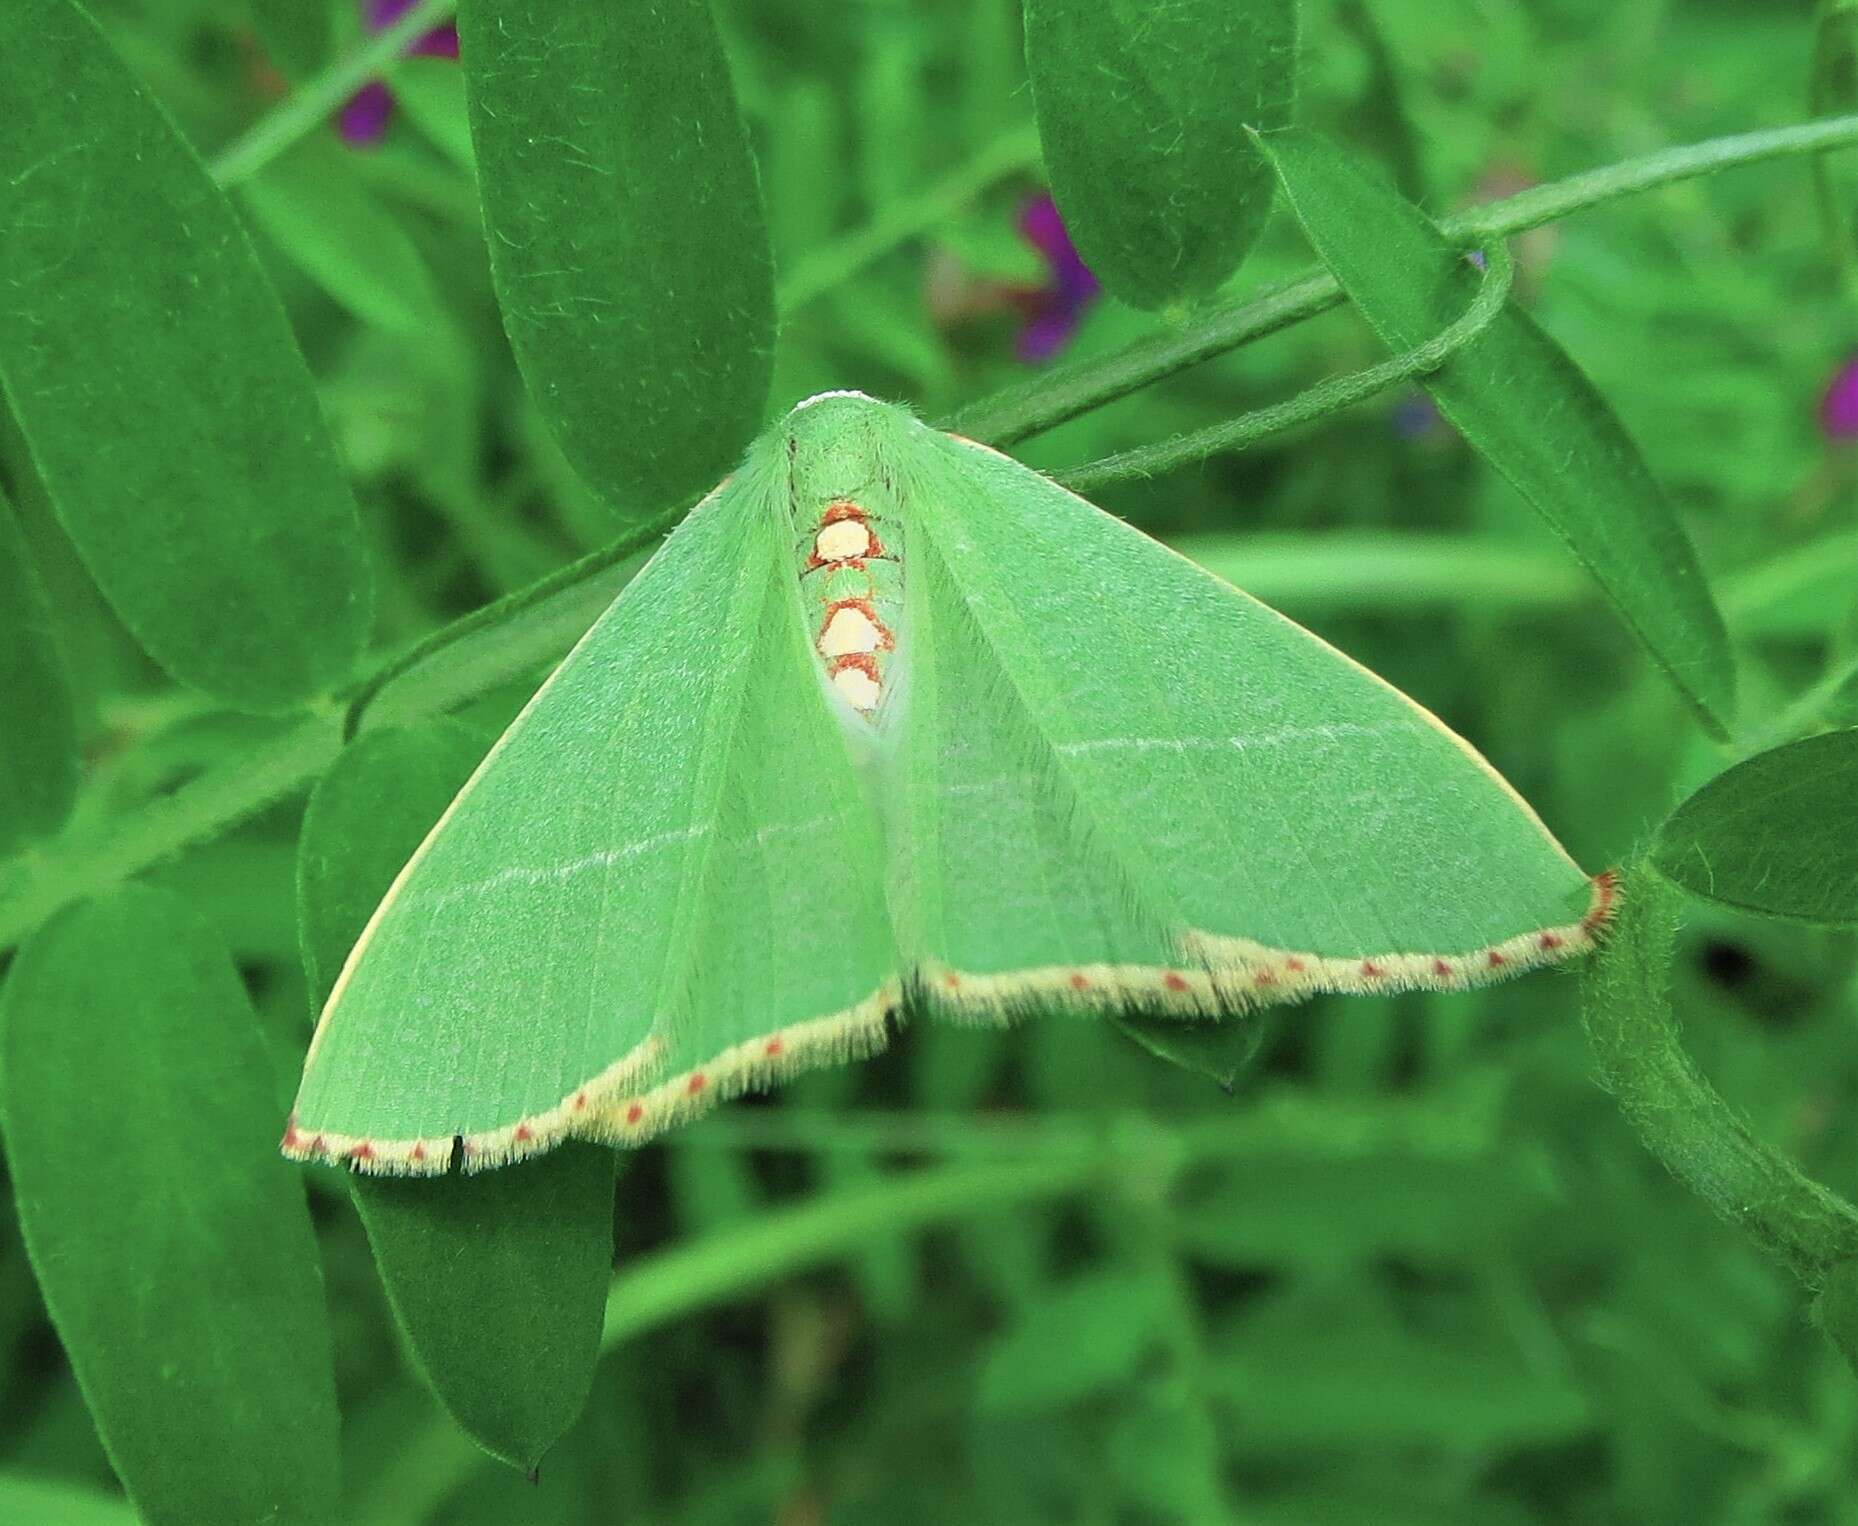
[289,395,1610,1173]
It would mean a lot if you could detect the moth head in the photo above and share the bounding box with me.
[780,390,899,502]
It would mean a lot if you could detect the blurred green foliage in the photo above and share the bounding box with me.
[1,0,1858,1522]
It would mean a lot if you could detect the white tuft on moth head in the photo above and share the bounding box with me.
[791,388,879,413]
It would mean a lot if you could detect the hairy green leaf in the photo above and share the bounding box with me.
[0,494,77,856]
[0,887,339,1525]
[298,723,615,1470]
[1024,0,1297,309]
[1651,729,1858,924]
[1256,126,1736,739]
[0,1,372,711]
[458,0,775,516]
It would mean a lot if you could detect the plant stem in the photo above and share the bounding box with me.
[209,0,459,186]
[5,114,1858,950]
[1058,241,1513,492]
[0,715,342,949]
[1446,113,1858,245]
[1174,533,1588,614]
[342,502,687,739]
[1581,863,1858,1286]
[678,1086,1498,1163]
[1743,651,1858,758]
[680,1109,1102,1158]
[600,1155,1098,1351]
[948,267,1343,448]
[949,112,1858,446]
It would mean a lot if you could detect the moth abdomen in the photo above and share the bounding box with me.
[794,494,905,715]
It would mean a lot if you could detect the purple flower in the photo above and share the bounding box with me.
[338,0,460,147]
[1390,393,1441,442]
[1012,194,1100,363]
[337,80,396,145]
[1821,357,1858,442]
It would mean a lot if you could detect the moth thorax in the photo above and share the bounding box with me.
[797,498,902,715]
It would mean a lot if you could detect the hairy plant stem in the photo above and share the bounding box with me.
[339,500,692,740]
[4,113,1858,949]
[1582,864,1858,1288]
[597,1155,1100,1351]
[950,112,1858,445]
[209,0,460,186]
[1059,241,1513,492]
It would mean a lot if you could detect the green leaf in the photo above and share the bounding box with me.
[458,0,775,516]
[0,493,78,856]
[297,721,489,1009]
[1108,1009,1267,1093]
[1255,126,1736,740]
[1209,1284,1590,1452]
[241,139,449,339]
[389,57,477,174]
[1813,1257,1858,1378]
[0,1474,137,1526]
[1023,0,1297,309]
[297,723,615,1470]
[1650,729,1858,925]
[1722,531,1858,639]
[1175,1147,1557,1270]
[349,1150,616,1472]
[1106,1389,1224,1521]
[1335,0,1424,201]
[977,1268,1163,1414]
[1813,0,1858,277]
[0,886,340,1526]
[0,1,373,712]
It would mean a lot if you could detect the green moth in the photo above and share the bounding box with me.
[285,392,1615,1173]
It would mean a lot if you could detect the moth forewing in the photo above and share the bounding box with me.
[284,391,1613,1174]
[902,419,1607,987]
[287,461,885,1172]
